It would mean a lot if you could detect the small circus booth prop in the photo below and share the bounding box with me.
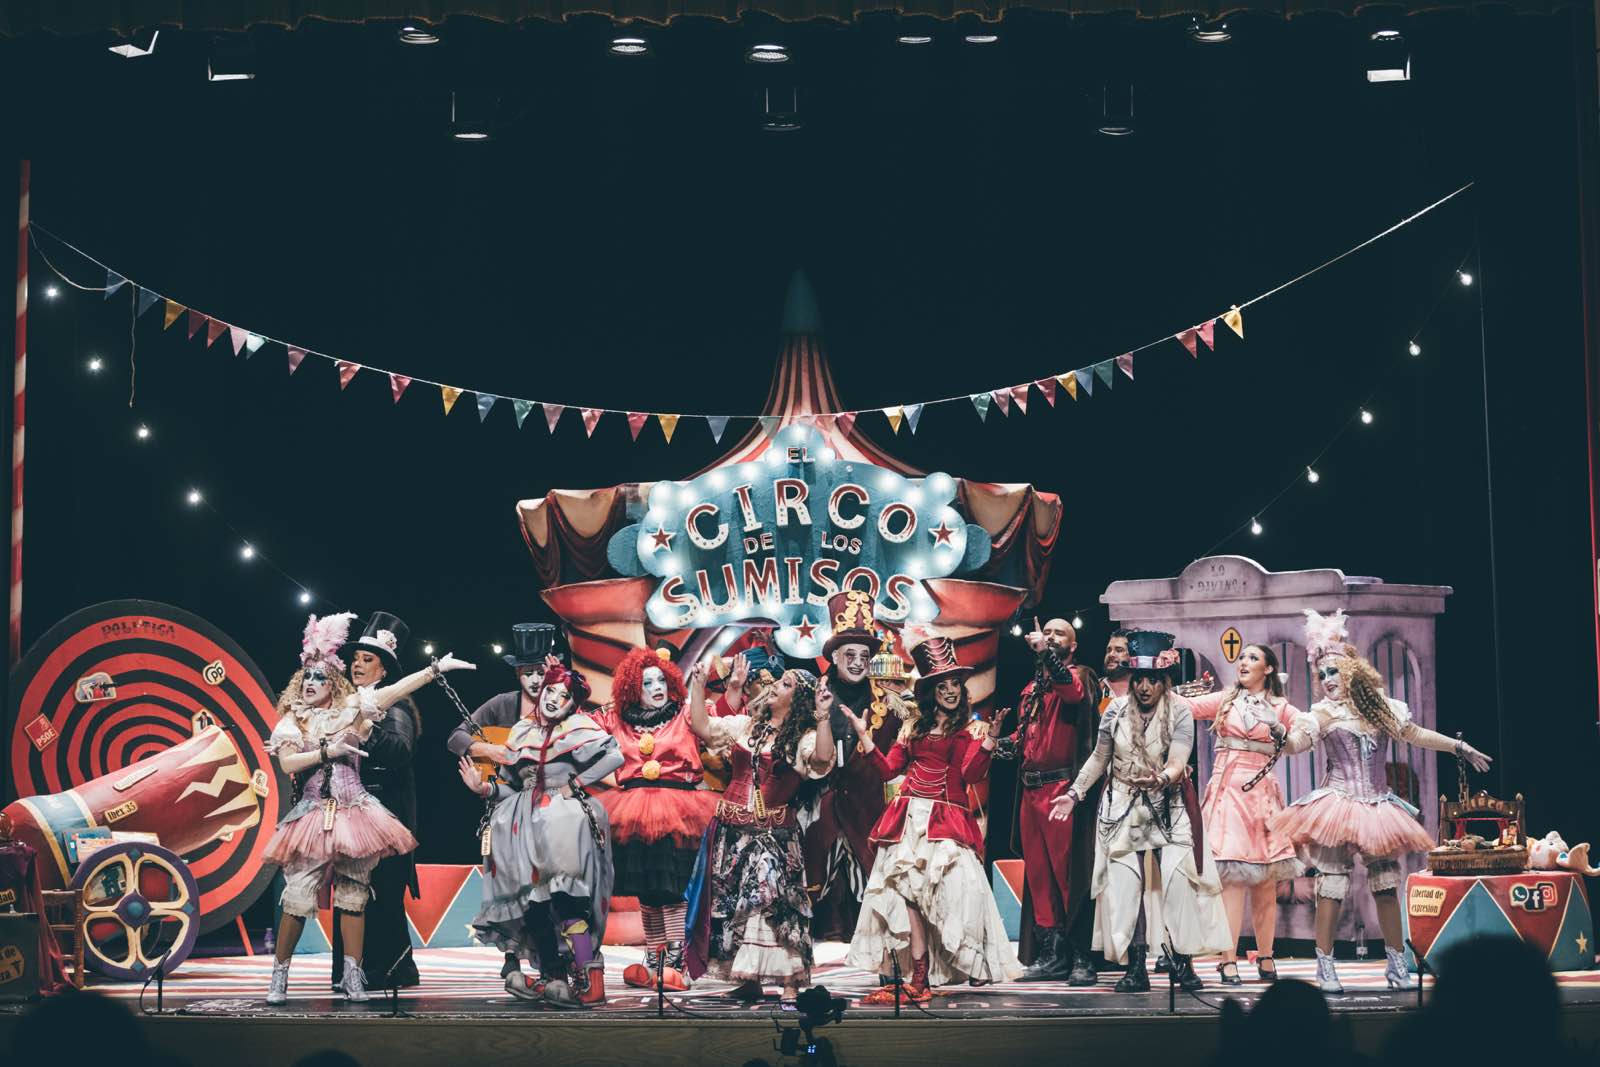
[516,273,1062,720]
[1101,555,1451,942]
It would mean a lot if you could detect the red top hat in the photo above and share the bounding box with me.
[908,634,973,697]
[823,589,879,659]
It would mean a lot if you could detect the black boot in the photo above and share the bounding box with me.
[1154,949,1172,974]
[1114,944,1150,993]
[1066,942,1098,987]
[1020,926,1072,981]
[1169,952,1204,993]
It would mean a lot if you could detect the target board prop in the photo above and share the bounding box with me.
[5,601,287,934]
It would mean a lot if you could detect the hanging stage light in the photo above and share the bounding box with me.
[897,35,934,45]
[108,28,160,59]
[760,86,803,132]
[1187,18,1232,44]
[1365,30,1410,84]
[207,36,257,82]
[964,34,999,45]
[398,24,441,46]
[747,44,790,64]
[610,36,650,57]
[450,91,495,141]
[1097,83,1135,136]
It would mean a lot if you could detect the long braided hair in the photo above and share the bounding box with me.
[1339,655,1405,738]
[748,668,818,767]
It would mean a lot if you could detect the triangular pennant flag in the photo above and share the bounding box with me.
[186,309,208,339]
[205,319,227,347]
[627,411,649,440]
[442,386,462,415]
[1010,384,1030,414]
[707,415,730,443]
[336,361,361,390]
[228,325,248,356]
[1075,368,1094,397]
[759,416,781,439]
[543,403,565,433]
[390,374,411,403]
[105,271,127,298]
[244,333,265,355]
[1057,373,1077,401]
[883,406,904,434]
[1037,377,1058,407]
[581,408,603,437]
[1116,353,1135,380]
[658,413,679,443]
[286,347,306,374]
[904,403,925,433]
[1222,305,1244,339]
[1197,320,1216,350]
[136,287,160,317]
[476,393,497,421]
[1175,328,1199,357]
[836,412,856,436]
[991,389,1011,416]
[512,399,533,428]
[971,392,992,420]
[1094,360,1116,390]
[164,300,185,329]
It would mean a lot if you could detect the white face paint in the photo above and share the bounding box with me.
[300,666,333,707]
[832,644,871,684]
[519,666,544,700]
[540,682,574,723]
[1317,657,1347,702]
[640,666,670,710]
[934,677,964,712]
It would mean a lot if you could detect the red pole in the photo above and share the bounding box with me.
[10,160,26,664]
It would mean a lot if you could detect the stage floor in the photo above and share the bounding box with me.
[80,943,1600,1019]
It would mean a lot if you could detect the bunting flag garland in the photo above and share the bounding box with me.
[1058,373,1077,401]
[513,399,534,428]
[904,402,924,433]
[883,406,904,434]
[1075,368,1094,397]
[1116,353,1135,380]
[228,326,248,356]
[1009,383,1030,414]
[186,309,207,339]
[442,386,463,415]
[1223,305,1244,339]
[136,287,160,317]
[835,412,856,436]
[1197,320,1216,350]
[543,403,564,433]
[1037,377,1058,407]
[336,361,360,390]
[759,416,780,439]
[1175,328,1200,357]
[286,346,306,374]
[971,392,992,420]
[707,414,729,443]
[105,270,127,298]
[991,388,1011,416]
[476,393,497,421]
[245,332,265,355]
[163,300,184,329]
[581,408,603,437]
[627,411,649,440]
[205,319,227,347]
[658,413,679,442]
[390,374,411,403]
[1094,360,1116,390]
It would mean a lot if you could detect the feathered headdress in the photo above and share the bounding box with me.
[1302,609,1352,665]
[301,612,358,673]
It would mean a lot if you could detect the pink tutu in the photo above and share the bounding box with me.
[1268,790,1432,858]
[264,801,418,867]
[599,785,718,847]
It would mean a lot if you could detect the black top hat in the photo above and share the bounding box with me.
[504,623,557,668]
[1125,630,1180,673]
[823,589,879,659]
[342,611,409,677]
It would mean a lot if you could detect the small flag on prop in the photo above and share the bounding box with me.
[442,386,463,415]
[1058,373,1077,401]
[991,389,1011,416]
[1222,306,1244,339]
[187,309,208,339]
[1037,377,1058,407]
[1197,320,1215,350]
[390,374,411,403]
[971,392,992,420]
[476,393,497,421]
[883,406,904,434]
[1010,383,1030,414]
[164,300,185,329]
[336,361,361,390]
[581,408,603,437]
[659,413,680,443]
[707,415,730,443]
[1094,360,1116,390]
[1116,353,1134,380]
[627,411,649,440]
[1175,328,1200,357]
[105,270,128,297]
[136,287,161,317]
[205,319,227,347]
[836,412,857,436]
[543,403,565,433]
[287,347,307,374]
[1075,368,1094,397]
[229,326,248,356]
[512,399,533,428]
[905,403,925,433]
[245,333,265,355]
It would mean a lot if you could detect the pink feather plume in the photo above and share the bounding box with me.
[301,611,357,671]
[1302,608,1350,664]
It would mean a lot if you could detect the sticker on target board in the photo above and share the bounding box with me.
[23,715,56,751]
[74,671,118,703]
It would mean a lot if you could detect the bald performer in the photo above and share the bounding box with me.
[998,617,1101,984]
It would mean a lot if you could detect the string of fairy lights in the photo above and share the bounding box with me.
[35,213,1482,655]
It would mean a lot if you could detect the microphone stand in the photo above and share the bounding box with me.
[656,942,666,1019]
[385,947,416,1018]
[156,947,170,1014]
[1163,940,1177,1015]
[1404,939,1432,1011]
[890,952,903,1018]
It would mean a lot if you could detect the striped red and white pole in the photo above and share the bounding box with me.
[11,160,27,664]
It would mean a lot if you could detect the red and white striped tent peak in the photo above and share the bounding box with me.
[517,271,1062,715]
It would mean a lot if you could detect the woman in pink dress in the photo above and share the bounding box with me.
[1186,643,1309,985]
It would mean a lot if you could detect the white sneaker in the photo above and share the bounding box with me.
[266,960,291,1005]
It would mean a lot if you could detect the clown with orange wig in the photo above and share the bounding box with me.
[595,646,721,990]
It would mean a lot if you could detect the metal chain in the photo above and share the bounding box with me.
[432,658,499,850]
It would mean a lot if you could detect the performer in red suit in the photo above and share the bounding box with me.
[996,617,1100,985]
[595,647,719,991]
[844,632,1021,1001]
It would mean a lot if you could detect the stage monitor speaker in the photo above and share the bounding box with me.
[0,912,43,1001]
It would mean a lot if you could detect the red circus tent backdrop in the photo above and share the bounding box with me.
[516,272,1063,717]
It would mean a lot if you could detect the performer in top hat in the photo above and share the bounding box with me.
[1270,610,1492,993]
[994,616,1100,985]
[331,611,424,992]
[446,621,562,980]
[803,589,915,941]
[264,613,475,1005]
[1051,630,1231,993]
[844,631,1022,1001]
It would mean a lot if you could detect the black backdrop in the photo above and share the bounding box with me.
[4,11,1597,928]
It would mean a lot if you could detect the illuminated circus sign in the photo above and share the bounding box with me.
[607,425,991,658]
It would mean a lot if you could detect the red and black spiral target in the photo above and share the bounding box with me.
[6,601,286,934]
